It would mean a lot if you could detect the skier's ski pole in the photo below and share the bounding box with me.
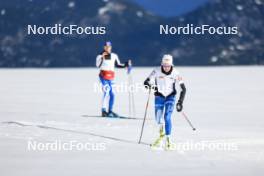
[127,61,135,118]
[128,82,132,118]
[129,74,136,118]
[131,84,136,118]
[181,111,196,131]
[138,89,151,144]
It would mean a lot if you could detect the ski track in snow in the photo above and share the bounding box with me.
[0,67,264,176]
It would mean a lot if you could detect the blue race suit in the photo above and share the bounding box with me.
[99,75,115,112]
[155,95,176,135]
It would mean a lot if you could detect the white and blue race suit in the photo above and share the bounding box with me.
[144,67,185,135]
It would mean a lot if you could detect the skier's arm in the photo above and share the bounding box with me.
[176,75,186,112]
[115,56,129,68]
[176,74,186,102]
[178,83,186,103]
[96,55,103,68]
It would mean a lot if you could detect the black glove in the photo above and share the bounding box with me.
[125,59,132,67]
[143,78,151,89]
[143,78,157,91]
[176,100,183,112]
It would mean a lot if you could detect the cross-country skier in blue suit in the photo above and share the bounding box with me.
[144,54,186,149]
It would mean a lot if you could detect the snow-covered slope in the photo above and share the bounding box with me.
[0,67,264,175]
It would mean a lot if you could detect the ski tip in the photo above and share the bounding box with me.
[193,128,196,131]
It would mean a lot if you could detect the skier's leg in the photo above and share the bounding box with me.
[151,96,165,147]
[154,96,165,125]
[164,95,176,149]
[108,80,115,112]
[107,80,119,117]
[164,95,176,135]
[99,76,110,114]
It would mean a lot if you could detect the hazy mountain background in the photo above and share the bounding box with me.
[129,0,209,17]
[0,0,263,67]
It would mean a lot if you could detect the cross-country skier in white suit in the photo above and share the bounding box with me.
[96,41,131,117]
[144,54,186,149]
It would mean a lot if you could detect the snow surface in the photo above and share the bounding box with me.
[0,67,263,176]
